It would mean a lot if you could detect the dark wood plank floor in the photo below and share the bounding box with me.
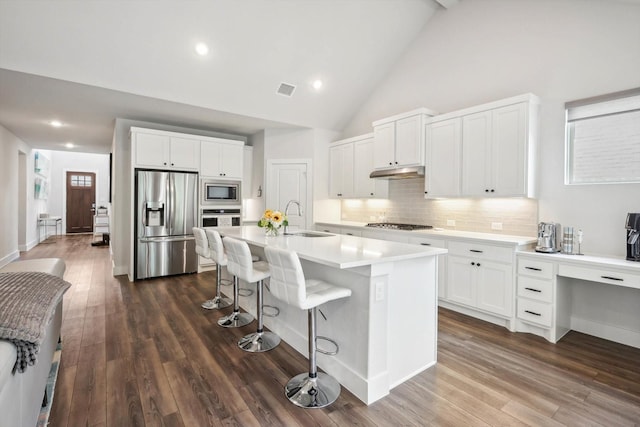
[21,235,640,426]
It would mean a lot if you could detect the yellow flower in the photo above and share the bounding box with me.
[271,211,283,225]
[263,209,273,219]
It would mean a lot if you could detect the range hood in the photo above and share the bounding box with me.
[369,166,425,180]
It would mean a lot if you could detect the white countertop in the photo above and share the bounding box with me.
[213,226,446,269]
[315,221,536,246]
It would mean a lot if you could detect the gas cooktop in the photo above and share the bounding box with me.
[365,222,433,231]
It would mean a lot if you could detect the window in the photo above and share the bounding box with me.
[565,88,640,185]
[71,174,92,187]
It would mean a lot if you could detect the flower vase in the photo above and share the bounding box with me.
[265,227,280,237]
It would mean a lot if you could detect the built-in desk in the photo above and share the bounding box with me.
[516,251,640,348]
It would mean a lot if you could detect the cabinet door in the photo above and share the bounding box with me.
[462,111,492,196]
[170,137,200,169]
[395,115,423,167]
[220,143,244,179]
[354,137,388,198]
[492,102,527,196]
[425,118,462,198]
[200,141,221,177]
[329,143,354,198]
[135,133,170,167]
[373,123,395,169]
[243,146,253,199]
[447,255,476,307]
[476,260,513,317]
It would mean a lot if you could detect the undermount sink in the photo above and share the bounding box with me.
[286,231,334,238]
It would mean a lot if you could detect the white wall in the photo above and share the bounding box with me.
[262,127,341,224]
[48,150,110,234]
[0,125,48,266]
[341,0,640,257]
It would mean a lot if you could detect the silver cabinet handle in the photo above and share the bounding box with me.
[601,275,623,281]
[525,310,541,316]
[525,266,542,271]
[524,287,542,293]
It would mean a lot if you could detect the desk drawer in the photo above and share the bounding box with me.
[517,276,553,303]
[558,264,640,290]
[517,258,553,280]
[517,299,552,328]
[448,241,513,263]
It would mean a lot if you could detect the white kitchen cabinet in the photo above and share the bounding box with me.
[329,142,355,198]
[242,146,253,199]
[353,136,389,198]
[133,131,200,170]
[446,241,513,318]
[462,101,532,197]
[424,117,462,198]
[201,138,244,179]
[372,109,435,170]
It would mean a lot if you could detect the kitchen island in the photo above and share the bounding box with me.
[212,226,447,404]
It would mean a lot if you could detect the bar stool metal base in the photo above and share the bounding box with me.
[238,331,281,352]
[218,311,253,328]
[284,373,341,408]
[201,296,232,310]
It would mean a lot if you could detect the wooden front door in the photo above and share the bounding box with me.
[66,171,95,233]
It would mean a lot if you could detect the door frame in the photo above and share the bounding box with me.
[265,159,313,229]
[62,168,100,234]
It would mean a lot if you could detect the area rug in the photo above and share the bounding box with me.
[36,341,62,427]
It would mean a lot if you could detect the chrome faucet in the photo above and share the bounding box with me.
[284,200,303,235]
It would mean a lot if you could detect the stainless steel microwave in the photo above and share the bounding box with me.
[202,180,241,205]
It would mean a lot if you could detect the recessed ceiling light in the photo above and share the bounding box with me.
[65,142,74,149]
[50,120,62,127]
[195,42,209,56]
[312,80,323,90]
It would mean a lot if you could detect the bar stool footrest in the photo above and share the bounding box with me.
[262,304,280,318]
[238,288,254,297]
[316,336,339,356]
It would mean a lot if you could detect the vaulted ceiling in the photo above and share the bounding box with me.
[0,0,447,153]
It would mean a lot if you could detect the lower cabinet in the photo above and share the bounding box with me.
[408,236,447,300]
[446,241,514,318]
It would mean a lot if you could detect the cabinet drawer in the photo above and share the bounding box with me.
[517,258,553,279]
[517,276,552,303]
[517,299,552,328]
[407,236,445,248]
[448,241,513,263]
[558,264,640,289]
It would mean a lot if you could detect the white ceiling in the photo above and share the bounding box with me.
[0,0,442,154]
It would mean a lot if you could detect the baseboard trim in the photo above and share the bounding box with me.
[571,316,640,349]
[0,250,20,269]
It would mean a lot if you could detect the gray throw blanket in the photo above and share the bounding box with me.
[0,272,71,373]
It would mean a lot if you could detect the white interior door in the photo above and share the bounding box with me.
[266,159,312,231]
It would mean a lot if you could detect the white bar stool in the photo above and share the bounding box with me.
[224,237,281,352]
[193,227,232,310]
[264,246,352,408]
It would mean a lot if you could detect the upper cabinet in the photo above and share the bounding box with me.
[424,117,462,198]
[425,94,539,199]
[372,108,436,170]
[329,134,389,199]
[200,138,244,180]
[353,136,389,198]
[133,130,200,170]
[329,141,355,198]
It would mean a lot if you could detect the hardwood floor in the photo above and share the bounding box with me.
[22,235,640,426]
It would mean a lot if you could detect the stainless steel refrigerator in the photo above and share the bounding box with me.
[135,169,198,280]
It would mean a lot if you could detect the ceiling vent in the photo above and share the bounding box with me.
[276,82,296,97]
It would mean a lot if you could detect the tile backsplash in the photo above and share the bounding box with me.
[340,178,538,236]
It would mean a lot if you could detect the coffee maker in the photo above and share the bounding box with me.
[626,213,640,261]
[535,222,561,253]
